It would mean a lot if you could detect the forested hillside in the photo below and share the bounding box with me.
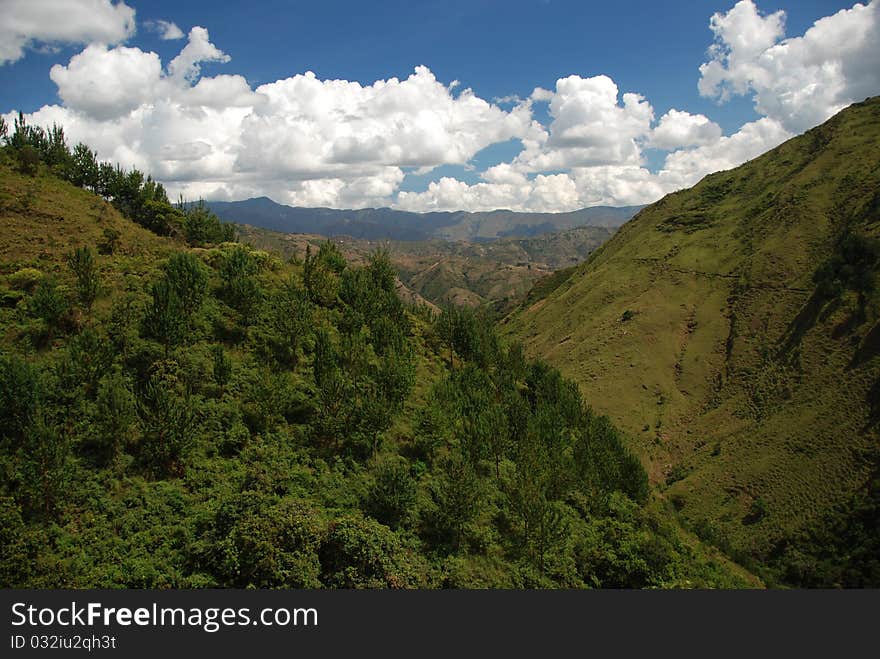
[505,97,880,587]
[0,121,746,588]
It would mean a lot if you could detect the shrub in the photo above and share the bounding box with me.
[8,268,44,293]
[318,514,425,588]
[16,145,40,176]
[98,227,121,255]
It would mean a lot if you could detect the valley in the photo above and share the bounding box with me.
[1,94,878,589]
[235,223,615,311]
[0,135,746,589]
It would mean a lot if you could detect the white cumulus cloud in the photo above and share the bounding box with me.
[237,67,533,176]
[650,109,723,150]
[513,75,654,171]
[167,26,230,83]
[146,19,185,40]
[396,166,667,213]
[699,0,880,133]
[7,29,538,210]
[49,43,163,120]
[0,0,136,65]
[3,2,879,212]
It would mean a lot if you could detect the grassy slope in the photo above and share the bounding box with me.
[0,166,172,265]
[0,162,179,335]
[504,97,880,574]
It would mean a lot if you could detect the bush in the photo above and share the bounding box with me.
[745,497,769,524]
[208,494,325,588]
[8,268,44,293]
[98,227,121,255]
[319,514,426,588]
[16,145,40,176]
[0,497,35,586]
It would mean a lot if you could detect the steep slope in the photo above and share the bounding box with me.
[504,97,880,584]
[0,166,174,265]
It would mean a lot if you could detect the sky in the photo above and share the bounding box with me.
[1,0,878,212]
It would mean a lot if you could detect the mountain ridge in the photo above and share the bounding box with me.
[208,197,641,242]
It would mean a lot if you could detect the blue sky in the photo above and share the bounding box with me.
[1,1,877,211]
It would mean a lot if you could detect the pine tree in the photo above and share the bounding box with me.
[19,415,69,519]
[30,278,68,342]
[66,246,100,312]
[163,252,208,323]
[137,374,196,476]
[93,370,137,466]
[211,345,232,393]
[142,278,186,356]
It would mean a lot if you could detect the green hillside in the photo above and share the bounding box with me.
[504,97,880,585]
[0,143,749,588]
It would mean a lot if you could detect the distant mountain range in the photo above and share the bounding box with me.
[208,196,641,241]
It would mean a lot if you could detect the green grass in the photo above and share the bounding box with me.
[504,97,880,583]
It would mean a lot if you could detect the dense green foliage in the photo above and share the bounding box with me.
[0,232,741,588]
[0,119,750,589]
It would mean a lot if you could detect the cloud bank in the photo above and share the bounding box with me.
[0,0,136,65]
[4,1,879,211]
